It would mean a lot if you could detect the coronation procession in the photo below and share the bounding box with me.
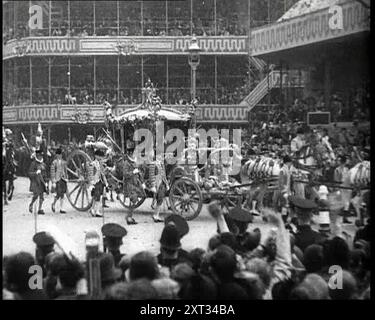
[2,0,371,301]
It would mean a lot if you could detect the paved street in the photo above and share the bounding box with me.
[3,177,357,260]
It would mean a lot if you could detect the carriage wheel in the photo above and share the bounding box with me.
[118,178,146,210]
[66,150,93,212]
[169,177,202,221]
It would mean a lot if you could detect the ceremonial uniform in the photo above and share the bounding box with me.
[28,150,48,215]
[50,148,68,213]
[89,149,108,217]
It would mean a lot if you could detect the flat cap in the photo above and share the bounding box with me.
[165,214,189,238]
[101,223,127,238]
[289,196,317,211]
[32,231,55,247]
[228,207,253,223]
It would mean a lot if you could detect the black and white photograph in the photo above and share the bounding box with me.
[2,0,371,303]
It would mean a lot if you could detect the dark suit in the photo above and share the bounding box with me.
[294,225,324,252]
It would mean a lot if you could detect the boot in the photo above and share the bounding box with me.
[250,200,260,216]
[51,198,57,213]
[60,198,66,214]
[90,201,97,217]
[152,206,163,223]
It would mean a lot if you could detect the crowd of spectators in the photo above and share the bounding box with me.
[3,11,248,46]
[3,199,370,300]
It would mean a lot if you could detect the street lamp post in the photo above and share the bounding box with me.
[188,36,201,102]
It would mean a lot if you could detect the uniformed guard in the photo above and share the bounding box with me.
[28,149,49,215]
[50,148,68,214]
[101,223,127,267]
[289,196,324,252]
[89,149,108,217]
[33,231,55,274]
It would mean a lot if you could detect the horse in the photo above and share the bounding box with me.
[2,142,17,205]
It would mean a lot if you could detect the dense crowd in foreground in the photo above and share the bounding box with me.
[2,196,371,300]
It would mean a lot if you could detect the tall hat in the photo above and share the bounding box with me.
[37,123,43,134]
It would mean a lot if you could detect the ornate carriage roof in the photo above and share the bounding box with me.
[109,79,193,124]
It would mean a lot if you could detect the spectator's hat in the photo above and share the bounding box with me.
[228,207,253,223]
[289,196,317,213]
[101,223,127,240]
[99,253,122,282]
[33,231,55,249]
[165,214,189,238]
[160,224,181,250]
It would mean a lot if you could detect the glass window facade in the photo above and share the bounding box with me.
[4,0,257,41]
[3,55,249,106]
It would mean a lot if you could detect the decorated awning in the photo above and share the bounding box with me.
[106,79,193,126]
[250,0,370,57]
[114,107,191,123]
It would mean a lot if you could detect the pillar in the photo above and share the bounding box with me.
[324,59,332,109]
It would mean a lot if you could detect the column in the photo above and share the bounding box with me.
[190,0,193,35]
[94,56,96,103]
[166,56,169,103]
[93,1,96,35]
[214,56,217,104]
[165,0,168,35]
[117,0,120,36]
[140,0,143,35]
[30,57,32,103]
[324,60,331,109]
[279,61,283,106]
[48,57,51,104]
[49,1,52,36]
[68,1,70,31]
[117,55,120,104]
[214,0,217,36]
[120,127,125,153]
